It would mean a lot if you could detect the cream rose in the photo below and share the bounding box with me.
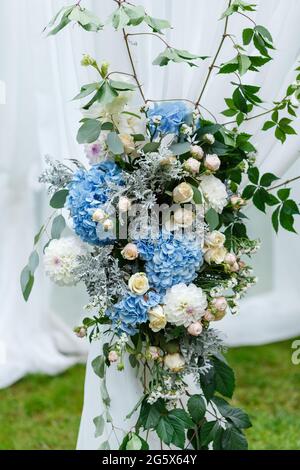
[190,145,204,160]
[173,208,195,228]
[173,182,194,204]
[149,305,167,332]
[92,209,106,223]
[118,196,132,213]
[204,154,221,172]
[204,246,227,264]
[164,353,185,372]
[119,133,135,154]
[204,230,227,265]
[184,157,200,174]
[128,272,149,295]
[121,243,139,261]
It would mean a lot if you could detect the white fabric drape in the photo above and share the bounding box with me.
[0,0,299,446]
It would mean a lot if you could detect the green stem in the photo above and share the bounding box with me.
[268,175,300,192]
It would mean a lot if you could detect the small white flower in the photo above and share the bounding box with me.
[199,174,228,213]
[44,237,87,286]
[163,283,207,327]
[203,133,215,145]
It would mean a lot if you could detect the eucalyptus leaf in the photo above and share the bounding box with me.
[50,189,69,209]
[107,132,124,155]
[51,215,66,239]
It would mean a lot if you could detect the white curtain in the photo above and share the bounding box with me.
[0,0,299,443]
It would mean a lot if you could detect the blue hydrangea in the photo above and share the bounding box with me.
[67,161,122,245]
[137,234,203,294]
[147,101,191,135]
[107,291,161,335]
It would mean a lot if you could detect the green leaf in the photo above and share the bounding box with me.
[34,225,45,245]
[51,215,66,239]
[262,120,276,131]
[278,188,291,201]
[219,60,239,74]
[282,200,300,215]
[68,6,103,32]
[77,119,101,144]
[139,399,166,430]
[236,112,244,126]
[93,415,105,438]
[98,81,118,105]
[187,395,206,423]
[242,184,257,200]
[107,132,124,155]
[156,416,174,446]
[170,142,191,155]
[50,189,69,209]
[255,25,273,45]
[279,209,296,233]
[142,142,160,153]
[222,425,248,450]
[168,409,194,430]
[73,83,99,100]
[28,250,39,273]
[98,441,110,450]
[200,420,219,446]
[238,54,251,76]
[248,167,259,184]
[205,208,219,230]
[109,80,136,91]
[275,126,286,143]
[212,356,235,399]
[260,172,279,187]
[20,266,34,302]
[242,28,254,45]
[45,6,75,36]
[253,187,267,212]
[272,206,280,233]
[200,366,216,401]
[192,186,203,204]
[92,355,106,379]
[212,397,252,429]
[126,433,142,450]
[144,15,171,33]
[233,87,248,113]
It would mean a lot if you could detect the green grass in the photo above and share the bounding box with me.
[0,339,299,450]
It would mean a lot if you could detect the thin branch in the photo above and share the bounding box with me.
[268,175,300,192]
[122,29,147,103]
[107,71,135,79]
[127,32,171,49]
[238,11,257,26]
[195,0,233,107]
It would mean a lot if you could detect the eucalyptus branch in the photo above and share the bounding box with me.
[195,0,233,107]
[268,175,300,192]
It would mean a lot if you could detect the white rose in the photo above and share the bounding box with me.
[204,246,227,264]
[205,230,226,249]
[164,353,185,372]
[173,182,194,204]
[148,305,167,332]
[121,243,139,261]
[184,157,201,174]
[128,272,149,295]
[204,154,221,172]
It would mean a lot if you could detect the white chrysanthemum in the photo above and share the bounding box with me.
[199,174,228,213]
[163,283,207,327]
[44,237,87,286]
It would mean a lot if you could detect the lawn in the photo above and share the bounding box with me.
[0,339,299,450]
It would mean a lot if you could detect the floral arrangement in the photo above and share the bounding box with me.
[21,0,300,451]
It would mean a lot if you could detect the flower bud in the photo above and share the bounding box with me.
[190,145,204,160]
[203,309,215,322]
[118,196,132,213]
[231,195,246,209]
[211,296,228,312]
[81,54,97,67]
[230,262,240,273]
[121,243,139,261]
[100,61,109,79]
[148,346,160,361]
[102,219,114,232]
[187,322,203,336]
[224,253,237,266]
[92,209,106,223]
[74,326,87,338]
[108,351,118,363]
[184,157,200,174]
[203,133,215,145]
[204,154,221,172]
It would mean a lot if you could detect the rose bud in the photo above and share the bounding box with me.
[204,154,221,172]
[121,243,139,261]
[187,322,203,336]
[108,351,119,363]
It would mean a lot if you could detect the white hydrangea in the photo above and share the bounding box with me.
[199,174,228,213]
[163,283,207,327]
[84,132,109,165]
[44,237,87,286]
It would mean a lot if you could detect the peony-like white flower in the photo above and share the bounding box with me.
[128,272,149,295]
[44,237,87,286]
[163,283,207,327]
[84,132,108,165]
[164,353,185,372]
[199,174,228,213]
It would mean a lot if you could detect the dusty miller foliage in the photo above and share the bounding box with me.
[39,156,75,194]
[181,328,226,374]
[73,246,127,308]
